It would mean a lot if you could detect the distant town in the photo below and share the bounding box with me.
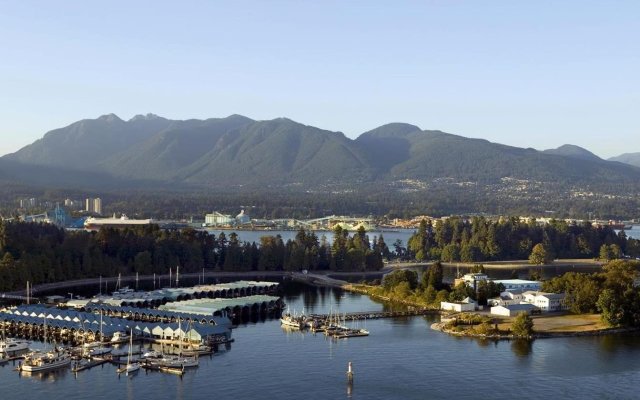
[6,195,638,234]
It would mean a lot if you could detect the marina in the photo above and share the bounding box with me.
[0,280,285,382]
[3,283,640,398]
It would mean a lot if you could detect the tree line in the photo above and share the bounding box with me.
[542,260,640,327]
[407,216,639,263]
[365,263,503,308]
[0,221,385,292]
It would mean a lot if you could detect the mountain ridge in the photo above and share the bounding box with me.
[609,152,640,168]
[3,114,640,190]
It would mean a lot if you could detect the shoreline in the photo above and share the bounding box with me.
[430,318,640,340]
[3,256,607,297]
[4,269,637,340]
[4,269,390,297]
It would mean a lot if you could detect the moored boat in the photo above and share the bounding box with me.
[154,354,199,368]
[0,338,31,357]
[111,331,129,342]
[117,329,139,376]
[280,313,307,329]
[20,349,71,372]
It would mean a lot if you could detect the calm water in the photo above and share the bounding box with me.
[202,229,416,247]
[204,225,640,246]
[625,225,640,240]
[3,283,640,399]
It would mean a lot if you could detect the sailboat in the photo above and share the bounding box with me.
[20,318,71,372]
[117,329,139,376]
[83,311,111,357]
[155,318,198,369]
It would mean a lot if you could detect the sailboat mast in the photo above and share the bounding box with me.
[169,268,172,288]
[176,265,179,287]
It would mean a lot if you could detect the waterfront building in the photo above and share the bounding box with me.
[454,273,489,291]
[522,291,567,312]
[490,303,537,317]
[236,210,251,225]
[1,304,232,343]
[492,279,541,292]
[204,211,235,226]
[440,297,476,312]
[487,290,524,307]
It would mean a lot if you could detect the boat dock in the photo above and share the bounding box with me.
[309,309,438,321]
[0,355,24,365]
[71,358,109,372]
[1,304,233,345]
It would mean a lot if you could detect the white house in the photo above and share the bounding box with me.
[441,297,477,312]
[490,303,537,317]
[487,290,524,307]
[454,273,489,290]
[523,291,567,312]
[462,273,488,285]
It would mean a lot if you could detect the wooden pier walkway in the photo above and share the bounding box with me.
[309,309,437,321]
[72,358,109,372]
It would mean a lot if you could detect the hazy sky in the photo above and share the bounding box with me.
[0,1,638,158]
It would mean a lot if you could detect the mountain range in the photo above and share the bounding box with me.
[608,152,640,168]
[2,114,639,191]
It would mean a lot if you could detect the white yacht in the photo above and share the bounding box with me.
[20,349,71,372]
[156,354,199,368]
[111,331,129,342]
[0,338,31,357]
[141,349,162,359]
[280,313,307,329]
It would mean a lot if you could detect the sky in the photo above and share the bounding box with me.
[0,1,638,158]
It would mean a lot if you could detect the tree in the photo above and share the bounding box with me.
[441,244,460,262]
[597,288,624,326]
[421,261,444,290]
[471,264,485,274]
[599,244,612,261]
[449,282,474,302]
[511,312,534,337]
[382,269,418,292]
[529,243,552,265]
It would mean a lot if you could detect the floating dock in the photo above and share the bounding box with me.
[158,295,283,318]
[1,305,232,345]
[71,358,109,372]
[309,309,437,321]
[67,281,279,309]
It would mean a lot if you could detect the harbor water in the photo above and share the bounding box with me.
[204,225,640,246]
[3,282,640,399]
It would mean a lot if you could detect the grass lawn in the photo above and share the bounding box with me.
[495,313,607,333]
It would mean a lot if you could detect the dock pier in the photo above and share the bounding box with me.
[309,309,438,321]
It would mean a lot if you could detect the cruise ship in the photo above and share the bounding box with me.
[84,214,153,231]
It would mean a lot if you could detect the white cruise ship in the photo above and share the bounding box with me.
[84,214,153,231]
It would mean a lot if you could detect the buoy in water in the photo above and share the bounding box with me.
[347,361,354,382]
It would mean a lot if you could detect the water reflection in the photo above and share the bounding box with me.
[346,380,354,398]
[510,339,532,358]
[19,367,70,382]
